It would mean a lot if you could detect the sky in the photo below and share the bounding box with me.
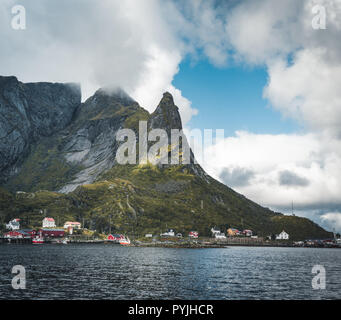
[1,0,341,232]
[174,58,300,136]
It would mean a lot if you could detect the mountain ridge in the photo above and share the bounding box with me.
[0,76,333,240]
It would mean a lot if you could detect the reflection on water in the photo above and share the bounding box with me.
[0,245,340,299]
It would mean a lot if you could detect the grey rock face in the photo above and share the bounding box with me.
[148,91,208,181]
[149,92,183,133]
[59,117,126,193]
[56,89,141,193]
[1,76,209,192]
[0,76,81,182]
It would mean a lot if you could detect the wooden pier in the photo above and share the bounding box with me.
[0,237,32,244]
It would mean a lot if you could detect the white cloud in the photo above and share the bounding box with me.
[264,48,341,136]
[0,0,200,124]
[225,0,341,136]
[321,212,341,232]
[226,0,303,64]
[202,131,341,215]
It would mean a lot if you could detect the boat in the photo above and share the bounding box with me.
[62,238,68,244]
[32,237,44,244]
[119,236,131,245]
[32,230,44,244]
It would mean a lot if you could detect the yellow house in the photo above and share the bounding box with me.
[227,228,240,236]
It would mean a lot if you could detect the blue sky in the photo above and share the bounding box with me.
[173,58,300,136]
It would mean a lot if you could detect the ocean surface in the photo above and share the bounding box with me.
[0,245,340,300]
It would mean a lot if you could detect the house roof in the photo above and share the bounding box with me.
[43,217,55,222]
[5,230,29,236]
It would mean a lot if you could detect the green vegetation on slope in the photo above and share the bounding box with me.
[4,136,84,193]
[0,165,333,240]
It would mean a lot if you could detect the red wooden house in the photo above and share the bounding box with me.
[39,228,65,238]
[189,231,199,238]
[107,234,124,241]
[4,230,31,239]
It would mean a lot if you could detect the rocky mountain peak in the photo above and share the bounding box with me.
[0,75,20,88]
[149,92,182,132]
[89,87,136,106]
[76,87,138,123]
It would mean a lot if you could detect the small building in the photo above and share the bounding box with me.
[107,234,124,241]
[215,232,227,240]
[145,234,153,238]
[161,229,175,237]
[227,228,241,236]
[4,230,31,239]
[243,229,253,237]
[6,219,20,230]
[211,227,221,236]
[20,229,37,238]
[66,226,74,235]
[189,231,199,238]
[63,221,81,229]
[42,217,56,228]
[40,228,64,238]
[276,230,289,240]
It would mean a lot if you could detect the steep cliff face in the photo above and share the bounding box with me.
[3,85,150,193]
[149,92,182,133]
[57,88,147,193]
[148,92,208,181]
[0,76,81,183]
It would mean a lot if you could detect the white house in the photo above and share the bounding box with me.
[63,221,81,229]
[215,232,227,240]
[211,227,221,236]
[276,230,289,240]
[42,217,56,228]
[161,229,175,237]
[6,219,20,230]
[243,229,253,237]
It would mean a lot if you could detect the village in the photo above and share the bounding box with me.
[1,217,340,248]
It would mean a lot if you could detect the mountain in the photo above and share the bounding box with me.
[0,76,332,240]
[0,76,81,184]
